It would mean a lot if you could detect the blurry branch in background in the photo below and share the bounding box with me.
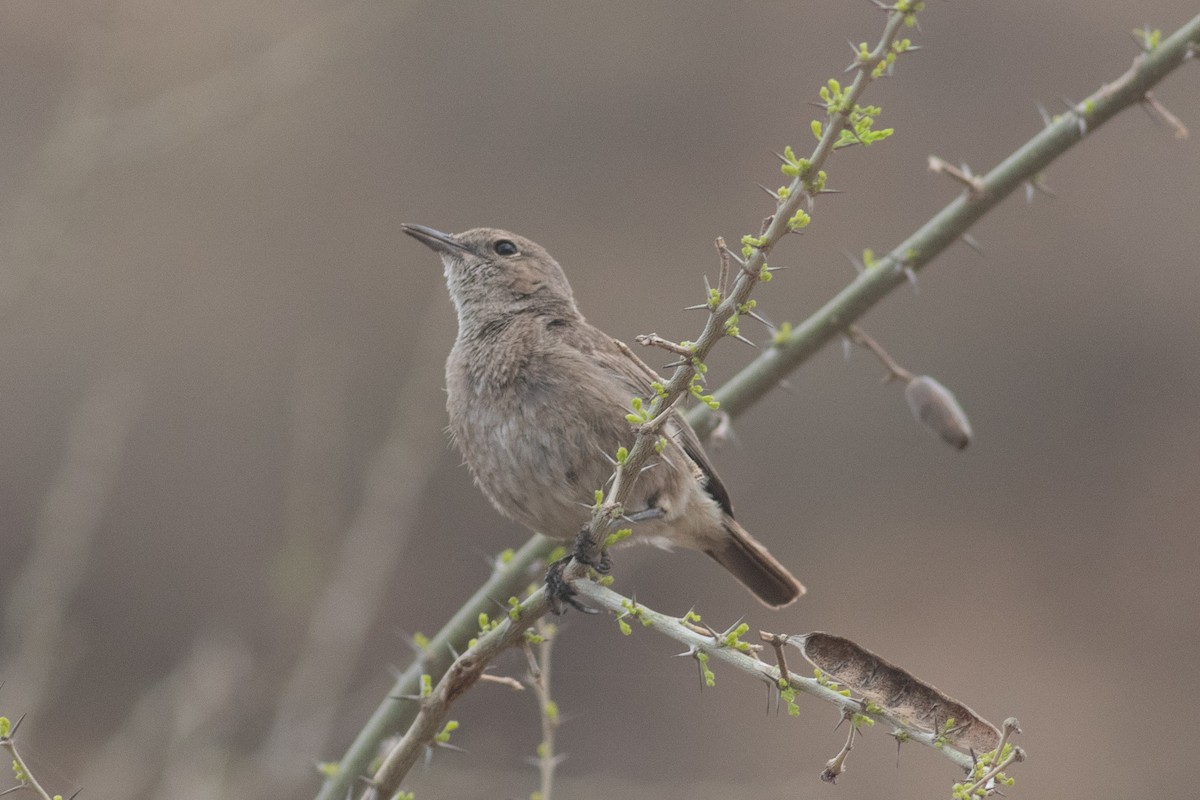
[77,636,253,799]
[317,10,1199,800]
[233,299,450,796]
[0,0,407,315]
[3,644,250,800]
[0,3,442,795]
[525,619,561,800]
[0,373,145,713]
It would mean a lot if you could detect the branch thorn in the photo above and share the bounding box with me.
[960,232,984,256]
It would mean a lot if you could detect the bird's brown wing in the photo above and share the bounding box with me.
[594,335,736,518]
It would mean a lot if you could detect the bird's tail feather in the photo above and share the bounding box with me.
[704,518,804,607]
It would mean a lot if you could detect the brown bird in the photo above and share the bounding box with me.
[403,224,804,607]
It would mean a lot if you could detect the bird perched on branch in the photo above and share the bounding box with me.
[403,224,803,608]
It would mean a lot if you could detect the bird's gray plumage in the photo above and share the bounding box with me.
[403,224,803,607]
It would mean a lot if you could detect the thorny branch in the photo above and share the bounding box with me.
[357,10,916,798]
[317,12,1199,800]
[690,13,1200,438]
[570,581,994,774]
[1,715,71,800]
[566,0,913,574]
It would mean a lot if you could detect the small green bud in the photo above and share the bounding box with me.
[740,234,766,250]
[811,119,823,139]
[434,720,459,744]
[604,528,633,548]
[695,651,716,686]
[780,686,801,716]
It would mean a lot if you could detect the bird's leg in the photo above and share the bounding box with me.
[545,522,621,614]
[545,553,598,615]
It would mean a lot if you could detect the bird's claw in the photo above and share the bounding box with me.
[545,555,598,615]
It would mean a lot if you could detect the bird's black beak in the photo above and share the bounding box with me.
[401,224,469,255]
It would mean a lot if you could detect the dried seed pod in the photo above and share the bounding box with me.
[790,632,1000,753]
[905,375,972,450]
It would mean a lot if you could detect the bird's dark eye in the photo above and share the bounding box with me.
[493,239,518,256]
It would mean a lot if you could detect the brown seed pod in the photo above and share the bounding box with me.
[790,632,1000,753]
[905,375,972,450]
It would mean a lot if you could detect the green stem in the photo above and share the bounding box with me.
[691,13,1200,437]
[1,732,58,800]
[314,535,556,800]
[314,14,1199,800]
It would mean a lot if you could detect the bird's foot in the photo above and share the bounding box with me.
[545,555,597,615]
[544,528,614,614]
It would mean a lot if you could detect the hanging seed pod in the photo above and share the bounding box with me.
[789,632,1000,753]
[904,375,972,450]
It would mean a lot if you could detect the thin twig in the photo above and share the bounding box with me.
[927,155,985,194]
[759,631,792,685]
[715,236,731,299]
[634,333,694,357]
[1,726,60,800]
[315,13,1200,799]
[690,13,1200,438]
[570,581,980,772]
[1142,91,1190,138]
[846,325,914,383]
[528,619,560,800]
[821,711,859,783]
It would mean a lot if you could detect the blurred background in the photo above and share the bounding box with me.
[1,2,1198,798]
